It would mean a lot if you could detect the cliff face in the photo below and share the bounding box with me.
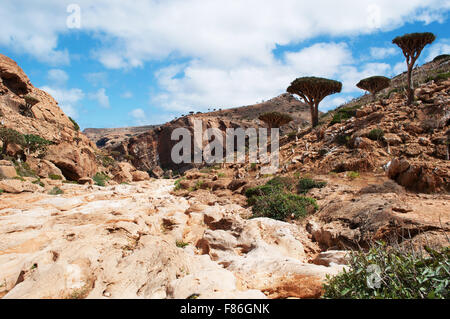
[85,93,312,173]
[0,53,98,180]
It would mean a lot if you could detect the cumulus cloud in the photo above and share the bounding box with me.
[152,42,395,112]
[40,86,85,118]
[47,69,69,86]
[2,0,449,115]
[369,47,398,59]
[129,108,148,125]
[1,0,448,68]
[89,88,110,108]
[425,38,450,61]
[84,72,109,87]
[121,91,133,99]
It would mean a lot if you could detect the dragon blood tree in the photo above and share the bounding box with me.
[356,76,391,101]
[392,32,436,105]
[287,77,342,127]
[258,112,293,129]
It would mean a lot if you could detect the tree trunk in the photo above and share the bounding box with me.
[311,104,319,127]
[1,142,8,155]
[406,64,414,105]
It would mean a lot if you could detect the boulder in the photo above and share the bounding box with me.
[0,165,17,179]
[111,162,134,183]
[131,170,150,182]
[78,177,94,185]
[46,143,97,181]
[150,166,164,179]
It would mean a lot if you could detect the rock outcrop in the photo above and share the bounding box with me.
[0,54,99,181]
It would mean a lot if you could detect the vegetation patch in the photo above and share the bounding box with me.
[367,129,384,141]
[297,178,327,194]
[173,177,186,191]
[49,174,63,180]
[69,117,80,131]
[176,241,189,248]
[15,162,37,178]
[330,105,361,125]
[93,172,110,187]
[347,171,360,180]
[251,192,318,221]
[246,177,319,221]
[48,186,64,195]
[323,244,449,299]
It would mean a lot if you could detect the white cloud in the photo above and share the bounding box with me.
[40,86,85,118]
[89,88,110,108]
[121,91,133,99]
[129,108,148,126]
[369,47,398,59]
[425,38,450,62]
[47,69,69,86]
[152,42,395,112]
[1,0,448,68]
[393,62,407,75]
[84,72,109,87]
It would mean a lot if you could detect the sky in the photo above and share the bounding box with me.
[0,1,449,129]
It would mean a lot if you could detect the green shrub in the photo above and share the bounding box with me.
[176,241,189,248]
[0,189,3,195]
[297,178,327,194]
[251,192,318,221]
[100,155,115,167]
[49,174,63,180]
[217,172,225,178]
[323,244,449,299]
[48,186,64,195]
[0,128,26,154]
[347,171,360,179]
[433,72,450,82]
[32,179,45,187]
[173,177,185,191]
[24,134,52,154]
[93,172,110,187]
[15,162,37,178]
[245,177,295,200]
[330,105,361,125]
[69,117,80,131]
[368,129,384,141]
[335,134,351,146]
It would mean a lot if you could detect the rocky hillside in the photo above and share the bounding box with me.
[84,93,311,175]
[0,54,150,187]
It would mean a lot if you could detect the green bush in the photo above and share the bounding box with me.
[32,179,45,187]
[176,241,189,248]
[49,174,63,180]
[323,244,449,299]
[93,172,110,187]
[368,129,384,141]
[100,155,115,167]
[0,189,3,195]
[347,171,360,179]
[24,134,52,154]
[69,117,80,131]
[297,178,327,194]
[15,162,37,178]
[251,192,318,221]
[173,177,185,191]
[330,105,361,125]
[245,177,295,200]
[48,186,64,195]
[335,134,351,146]
[0,128,26,154]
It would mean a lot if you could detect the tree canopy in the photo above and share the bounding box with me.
[393,32,436,105]
[0,127,26,155]
[392,33,436,62]
[287,77,342,127]
[258,112,293,128]
[356,76,391,96]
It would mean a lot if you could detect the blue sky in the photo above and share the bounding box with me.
[1,1,449,129]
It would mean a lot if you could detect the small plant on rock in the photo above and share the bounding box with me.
[48,186,64,195]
